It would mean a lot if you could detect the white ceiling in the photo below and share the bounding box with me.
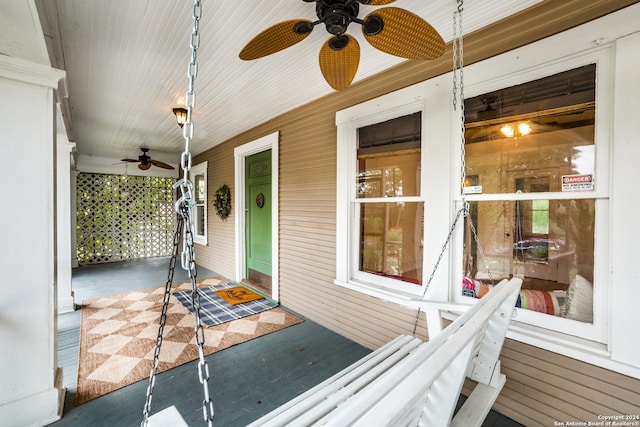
[4,0,543,169]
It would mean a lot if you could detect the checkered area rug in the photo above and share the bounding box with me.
[173,282,277,326]
[75,277,303,405]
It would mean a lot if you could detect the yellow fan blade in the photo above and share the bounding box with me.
[362,7,445,60]
[319,34,360,91]
[239,20,313,60]
[149,159,175,170]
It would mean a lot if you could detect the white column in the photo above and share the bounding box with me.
[610,31,640,369]
[71,170,79,268]
[0,54,66,426]
[56,117,76,312]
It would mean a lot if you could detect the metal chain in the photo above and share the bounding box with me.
[412,0,467,337]
[141,1,213,425]
[176,0,202,273]
[141,214,183,427]
[180,205,214,425]
[177,1,214,424]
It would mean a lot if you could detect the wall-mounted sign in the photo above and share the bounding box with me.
[562,174,594,192]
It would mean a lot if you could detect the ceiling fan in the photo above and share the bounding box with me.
[239,0,445,90]
[121,148,175,170]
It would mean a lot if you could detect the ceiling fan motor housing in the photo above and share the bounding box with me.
[317,1,359,35]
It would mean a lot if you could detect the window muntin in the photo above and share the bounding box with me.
[355,112,423,286]
[462,65,597,323]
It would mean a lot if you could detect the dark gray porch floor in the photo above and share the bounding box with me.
[53,258,523,427]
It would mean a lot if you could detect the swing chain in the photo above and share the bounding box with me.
[175,0,202,273]
[412,1,466,337]
[180,205,215,426]
[141,213,183,427]
[142,1,212,424]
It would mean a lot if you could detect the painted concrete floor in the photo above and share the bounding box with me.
[52,257,523,427]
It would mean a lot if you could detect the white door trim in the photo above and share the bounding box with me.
[234,131,279,301]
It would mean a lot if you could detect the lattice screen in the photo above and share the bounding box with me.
[76,173,176,264]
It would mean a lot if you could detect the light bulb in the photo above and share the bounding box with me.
[518,122,532,136]
[500,124,515,138]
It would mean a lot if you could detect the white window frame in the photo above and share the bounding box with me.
[334,7,640,376]
[191,161,208,245]
[336,78,455,300]
[449,42,613,348]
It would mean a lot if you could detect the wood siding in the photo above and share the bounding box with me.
[193,1,640,425]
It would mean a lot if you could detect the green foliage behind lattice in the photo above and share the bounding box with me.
[76,173,176,264]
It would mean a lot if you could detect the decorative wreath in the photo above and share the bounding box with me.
[214,184,231,221]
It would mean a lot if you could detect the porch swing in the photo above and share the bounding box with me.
[142,1,522,426]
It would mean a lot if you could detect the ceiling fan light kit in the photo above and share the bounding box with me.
[239,0,445,90]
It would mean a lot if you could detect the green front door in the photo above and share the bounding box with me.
[245,150,272,290]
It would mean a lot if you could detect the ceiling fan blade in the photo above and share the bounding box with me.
[149,159,175,170]
[359,0,397,5]
[239,19,314,60]
[319,34,360,91]
[138,163,151,171]
[362,7,445,60]
[121,159,139,163]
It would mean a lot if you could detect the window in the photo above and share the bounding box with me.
[460,63,606,337]
[191,161,207,245]
[357,113,423,285]
[336,97,428,296]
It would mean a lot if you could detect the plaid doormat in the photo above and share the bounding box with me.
[173,283,277,327]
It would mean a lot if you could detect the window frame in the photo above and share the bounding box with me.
[191,161,208,246]
[336,83,454,299]
[451,46,612,344]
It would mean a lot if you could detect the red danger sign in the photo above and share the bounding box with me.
[562,175,592,184]
[562,174,594,191]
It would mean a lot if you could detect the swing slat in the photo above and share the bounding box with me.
[147,406,188,427]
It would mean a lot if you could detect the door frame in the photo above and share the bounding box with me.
[234,131,279,300]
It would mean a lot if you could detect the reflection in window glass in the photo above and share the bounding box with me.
[463,199,595,323]
[360,202,423,284]
[357,112,423,285]
[464,64,595,195]
[462,65,597,322]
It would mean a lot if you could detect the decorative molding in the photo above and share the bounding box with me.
[0,54,64,88]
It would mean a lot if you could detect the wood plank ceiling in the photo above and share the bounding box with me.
[29,0,546,168]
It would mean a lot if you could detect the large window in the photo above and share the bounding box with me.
[461,64,601,329]
[357,113,423,285]
[336,99,428,295]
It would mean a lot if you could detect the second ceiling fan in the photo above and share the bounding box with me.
[239,0,445,90]
[121,148,175,170]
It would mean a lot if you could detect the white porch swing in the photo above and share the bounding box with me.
[143,1,522,426]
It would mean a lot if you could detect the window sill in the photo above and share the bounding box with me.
[334,278,425,303]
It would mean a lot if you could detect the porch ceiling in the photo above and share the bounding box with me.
[10,1,546,167]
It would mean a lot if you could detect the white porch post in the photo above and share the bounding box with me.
[57,119,76,312]
[0,54,66,426]
[71,170,79,268]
